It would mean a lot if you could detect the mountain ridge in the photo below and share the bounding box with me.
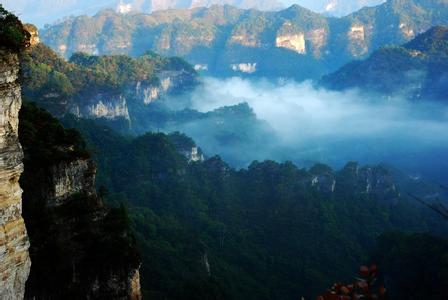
[321,25,448,100]
[40,0,448,80]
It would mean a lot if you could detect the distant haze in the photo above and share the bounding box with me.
[2,0,385,27]
[173,77,448,180]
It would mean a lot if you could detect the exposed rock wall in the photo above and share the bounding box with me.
[18,103,141,299]
[276,33,306,54]
[68,70,194,121]
[22,156,142,299]
[307,162,399,202]
[0,48,31,299]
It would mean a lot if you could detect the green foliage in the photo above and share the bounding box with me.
[20,43,197,116]
[63,117,448,299]
[19,103,140,299]
[373,232,448,299]
[19,102,90,166]
[322,26,448,101]
[39,0,448,80]
[0,4,30,51]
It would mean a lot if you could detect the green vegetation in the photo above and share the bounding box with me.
[61,115,448,299]
[373,232,448,299]
[19,102,140,298]
[0,5,30,51]
[19,102,90,166]
[40,0,448,80]
[321,26,448,101]
[20,44,197,115]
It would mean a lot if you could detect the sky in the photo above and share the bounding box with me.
[1,0,385,28]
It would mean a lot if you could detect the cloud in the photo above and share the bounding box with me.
[181,77,448,178]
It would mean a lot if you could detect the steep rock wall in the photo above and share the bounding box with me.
[18,103,141,299]
[22,157,142,299]
[0,48,31,299]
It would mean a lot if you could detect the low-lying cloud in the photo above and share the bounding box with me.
[176,77,448,180]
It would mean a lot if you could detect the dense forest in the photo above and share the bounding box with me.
[20,43,197,116]
[1,0,448,298]
[19,103,140,298]
[58,113,448,299]
[321,26,448,101]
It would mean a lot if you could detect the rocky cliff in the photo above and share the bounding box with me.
[20,36,198,126]
[41,0,448,79]
[0,47,31,300]
[19,103,142,299]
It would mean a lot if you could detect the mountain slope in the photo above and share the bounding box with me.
[321,26,448,101]
[20,34,198,122]
[1,0,386,28]
[19,103,141,299]
[41,0,448,79]
[62,115,448,299]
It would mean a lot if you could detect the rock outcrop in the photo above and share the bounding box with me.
[41,0,448,79]
[20,38,198,127]
[19,103,142,299]
[276,33,306,54]
[0,48,31,300]
[306,162,399,202]
[72,94,131,121]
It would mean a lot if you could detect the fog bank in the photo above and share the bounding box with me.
[179,77,448,180]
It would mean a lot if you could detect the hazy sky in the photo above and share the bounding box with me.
[2,0,385,28]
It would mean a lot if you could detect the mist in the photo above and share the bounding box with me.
[166,77,448,181]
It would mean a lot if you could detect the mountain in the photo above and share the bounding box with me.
[20,29,198,124]
[123,0,283,12]
[321,26,448,101]
[19,32,276,167]
[0,7,141,299]
[62,114,448,299]
[1,0,385,28]
[41,0,448,80]
[19,103,141,299]
[0,24,31,300]
[326,0,385,15]
[293,0,385,16]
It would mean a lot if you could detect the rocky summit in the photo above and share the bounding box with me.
[41,0,448,79]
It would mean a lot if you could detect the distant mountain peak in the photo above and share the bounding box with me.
[405,25,448,53]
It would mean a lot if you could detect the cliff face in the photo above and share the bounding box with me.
[19,103,141,299]
[41,0,448,79]
[20,40,199,126]
[308,162,399,202]
[71,69,191,120]
[0,48,31,299]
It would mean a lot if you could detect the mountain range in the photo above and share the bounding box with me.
[321,26,448,101]
[1,0,385,27]
[2,4,448,299]
[40,0,448,80]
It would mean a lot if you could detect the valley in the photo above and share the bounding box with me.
[1,1,448,299]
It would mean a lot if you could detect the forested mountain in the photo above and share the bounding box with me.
[41,0,448,79]
[1,0,385,28]
[19,103,141,299]
[321,26,448,101]
[2,3,448,300]
[19,38,276,167]
[0,6,142,298]
[61,114,448,299]
[20,38,198,120]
